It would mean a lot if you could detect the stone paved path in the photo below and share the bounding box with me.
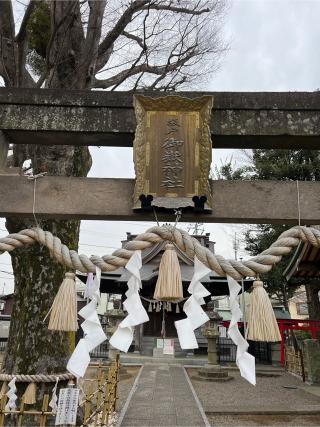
[119,364,209,427]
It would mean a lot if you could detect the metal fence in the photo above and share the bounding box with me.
[248,340,272,365]
[217,337,236,363]
[217,337,272,364]
[90,342,109,359]
[0,340,6,353]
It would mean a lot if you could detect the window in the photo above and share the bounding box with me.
[296,302,308,315]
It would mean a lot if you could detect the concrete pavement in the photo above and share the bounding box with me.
[118,364,210,427]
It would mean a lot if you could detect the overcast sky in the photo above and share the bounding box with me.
[1,0,320,294]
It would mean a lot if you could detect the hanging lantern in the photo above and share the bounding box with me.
[153,244,183,301]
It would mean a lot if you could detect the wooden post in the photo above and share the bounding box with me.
[114,354,120,411]
[83,382,93,426]
[39,394,49,427]
[279,320,285,366]
[0,131,8,170]
[17,397,25,427]
[94,363,103,427]
[0,395,7,427]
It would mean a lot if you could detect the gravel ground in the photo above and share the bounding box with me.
[187,368,320,426]
[187,369,320,413]
[208,414,320,427]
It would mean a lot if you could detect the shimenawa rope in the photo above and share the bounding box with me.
[0,225,319,280]
[0,373,74,383]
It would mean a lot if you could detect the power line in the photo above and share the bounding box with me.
[79,243,118,249]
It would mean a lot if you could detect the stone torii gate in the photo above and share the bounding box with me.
[0,88,320,224]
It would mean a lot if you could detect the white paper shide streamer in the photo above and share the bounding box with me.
[67,267,106,378]
[6,377,17,411]
[110,250,149,352]
[49,377,59,413]
[175,257,211,349]
[227,276,256,385]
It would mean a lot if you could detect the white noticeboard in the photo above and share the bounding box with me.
[55,388,80,426]
[163,339,174,355]
[219,326,227,338]
[157,339,164,348]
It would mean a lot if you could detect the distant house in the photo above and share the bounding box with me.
[214,293,291,322]
[288,286,309,320]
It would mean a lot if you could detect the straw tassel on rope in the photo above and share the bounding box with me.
[22,382,37,405]
[0,382,7,399]
[47,272,78,331]
[246,279,281,342]
[153,243,183,302]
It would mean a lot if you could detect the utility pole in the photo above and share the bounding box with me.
[188,222,205,235]
[233,232,239,260]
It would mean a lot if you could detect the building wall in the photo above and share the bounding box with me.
[2,296,13,316]
[288,286,309,320]
[288,300,309,320]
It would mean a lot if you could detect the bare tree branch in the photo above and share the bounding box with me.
[93,48,197,89]
[81,0,106,87]
[47,1,85,88]
[0,0,16,85]
[97,0,210,61]
[16,0,39,87]
[15,0,37,43]
[122,30,144,49]
[98,0,149,58]
[143,4,210,15]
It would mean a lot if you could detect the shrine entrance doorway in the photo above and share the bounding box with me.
[142,309,183,338]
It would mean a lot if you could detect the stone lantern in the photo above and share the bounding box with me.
[198,300,233,381]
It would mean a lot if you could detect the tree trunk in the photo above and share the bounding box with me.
[305,282,320,321]
[0,131,9,169]
[282,283,289,311]
[4,0,92,383]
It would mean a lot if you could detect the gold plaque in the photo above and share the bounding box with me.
[133,95,213,210]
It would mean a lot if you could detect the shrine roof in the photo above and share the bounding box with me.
[78,239,254,296]
[284,241,320,281]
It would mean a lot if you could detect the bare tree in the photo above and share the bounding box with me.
[0,0,227,395]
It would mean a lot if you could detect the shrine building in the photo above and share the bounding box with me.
[79,231,253,356]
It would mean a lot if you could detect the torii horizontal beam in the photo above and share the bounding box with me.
[0,175,318,224]
[1,88,320,149]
